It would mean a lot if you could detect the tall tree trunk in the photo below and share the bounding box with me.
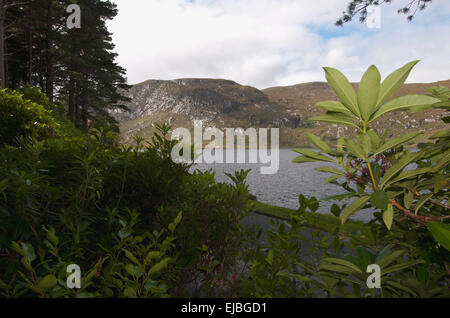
[45,0,54,101]
[0,0,35,88]
[39,50,44,89]
[0,5,6,89]
[4,34,7,87]
[74,86,80,126]
[81,92,89,129]
[28,26,32,85]
[68,77,75,121]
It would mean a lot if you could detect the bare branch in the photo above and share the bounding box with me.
[389,199,450,227]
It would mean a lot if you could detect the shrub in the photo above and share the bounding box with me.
[0,89,61,145]
[0,99,252,297]
[237,61,449,298]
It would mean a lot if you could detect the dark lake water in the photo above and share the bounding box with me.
[189,148,374,222]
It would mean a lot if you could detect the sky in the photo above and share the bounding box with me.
[107,0,450,89]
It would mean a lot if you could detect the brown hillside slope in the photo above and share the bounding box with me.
[118,79,449,147]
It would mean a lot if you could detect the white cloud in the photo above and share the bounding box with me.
[108,0,450,88]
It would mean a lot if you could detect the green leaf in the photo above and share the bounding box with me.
[384,168,430,188]
[371,95,440,121]
[377,250,405,269]
[382,260,425,275]
[21,243,36,263]
[342,138,368,161]
[125,263,136,276]
[145,251,161,263]
[404,191,413,209]
[427,85,450,99]
[382,204,394,230]
[276,272,313,283]
[292,156,318,163]
[358,65,381,121]
[430,129,450,140]
[371,191,389,210]
[319,264,358,275]
[44,226,59,246]
[37,275,57,291]
[306,133,331,153]
[293,148,335,163]
[384,281,417,296]
[374,245,391,264]
[414,193,433,215]
[0,179,8,194]
[309,115,360,130]
[360,133,372,155]
[341,196,371,224]
[330,204,341,217]
[123,286,137,298]
[371,132,421,158]
[174,211,182,227]
[324,175,342,184]
[315,101,353,115]
[432,101,450,110]
[367,129,381,149]
[380,152,422,187]
[148,257,171,276]
[21,257,34,273]
[123,249,140,266]
[356,246,371,270]
[11,241,26,257]
[322,257,363,274]
[376,60,419,108]
[266,250,274,266]
[426,221,450,251]
[323,67,360,117]
[431,151,450,172]
[85,258,105,283]
[315,167,346,176]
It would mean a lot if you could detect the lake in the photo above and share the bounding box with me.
[189,148,375,222]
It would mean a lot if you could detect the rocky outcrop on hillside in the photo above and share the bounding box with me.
[111,78,272,123]
[113,78,449,147]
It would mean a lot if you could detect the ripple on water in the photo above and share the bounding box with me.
[190,149,375,222]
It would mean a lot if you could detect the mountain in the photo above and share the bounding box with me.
[114,78,449,147]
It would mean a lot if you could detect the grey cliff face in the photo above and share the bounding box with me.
[112,78,271,123]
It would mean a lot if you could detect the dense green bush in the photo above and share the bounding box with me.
[172,169,252,296]
[0,96,251,297]
[0,89,61,145]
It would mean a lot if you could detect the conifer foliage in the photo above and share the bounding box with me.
[1,0,129,128]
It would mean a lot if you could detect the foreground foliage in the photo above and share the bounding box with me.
[1,65,448,297]
[0,89,251,297]
[240,61,449,297]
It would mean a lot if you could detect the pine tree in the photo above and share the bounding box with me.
[2,0,130,128]
[0,0,36,88]
[58,0,129,128]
